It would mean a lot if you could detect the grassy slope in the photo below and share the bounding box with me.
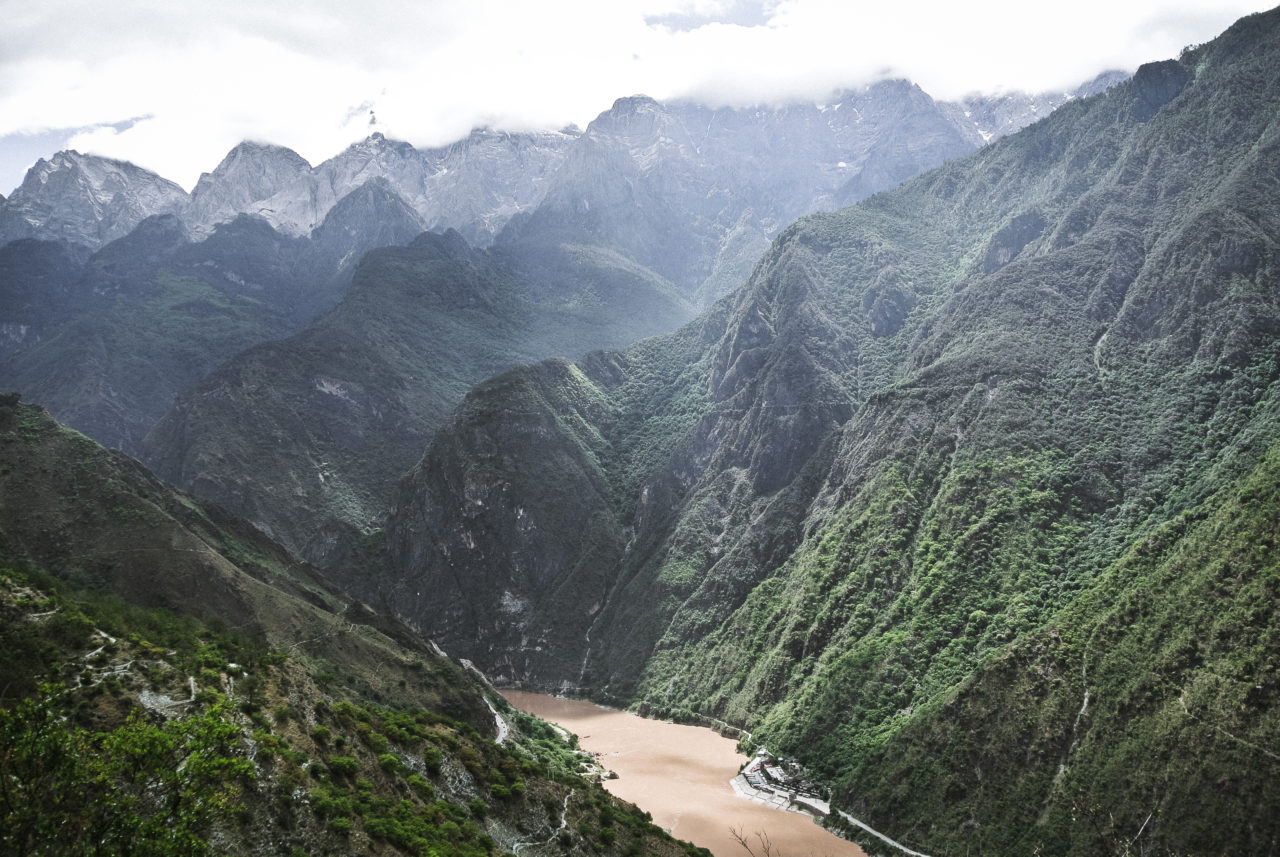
[0,397,485,722]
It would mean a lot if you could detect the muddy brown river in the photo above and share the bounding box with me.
[502,690,865,857]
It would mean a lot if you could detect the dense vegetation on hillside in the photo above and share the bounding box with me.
[4,8,1276,856]
[368,10,1280,854]
[0,398,707,857]
[0,395,492,721]
[845,439,1280,855]
[0,567,704,857]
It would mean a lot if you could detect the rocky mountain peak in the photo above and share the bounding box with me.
[588,94,675,138]
[606,94,664,116]
[213,139,309,168]
[1,75,1125,257]
[309,177,426,267]
[185,140,312,235]
[0,150,188,249]
[941,69,1131,146]
[580,95,694,161]
[32,149,94,179]
[342,132,420,164]
[31,149,77,180]
[1076,68,1130,97]
[318,136,427,205]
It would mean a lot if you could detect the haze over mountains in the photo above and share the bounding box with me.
[0,73,1123,253]
[1,74,1118,563]
[2,8,1279,857]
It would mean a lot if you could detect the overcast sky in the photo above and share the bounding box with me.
[0,0,1271,194]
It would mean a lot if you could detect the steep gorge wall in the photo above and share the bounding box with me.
[370,11,1280,854]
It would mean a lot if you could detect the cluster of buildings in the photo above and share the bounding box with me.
[734,749,831,818]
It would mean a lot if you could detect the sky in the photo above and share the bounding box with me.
[0,0,1272,194]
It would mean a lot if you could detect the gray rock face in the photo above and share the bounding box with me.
[413,128,582,246]
[0,151,188,249]
[504,81,987,304]
[184,141,313,236]
[238,129,579,244]
[1,76,1122,258]
[245,133,428,237]
[940,69,1129,145]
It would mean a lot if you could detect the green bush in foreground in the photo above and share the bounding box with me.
[0,691,254,857]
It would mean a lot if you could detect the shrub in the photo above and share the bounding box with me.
[326,755,358,777]
[406,773,434,800]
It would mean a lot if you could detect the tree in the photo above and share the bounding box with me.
[0,691,254,856]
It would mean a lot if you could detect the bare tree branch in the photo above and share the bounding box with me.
[729,825,783,857]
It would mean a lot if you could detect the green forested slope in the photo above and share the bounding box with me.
[0,566,703,857]
[0,397,706,857]
[372,10,1280,854]
[0,396,486,720]
[841,436,1280,855]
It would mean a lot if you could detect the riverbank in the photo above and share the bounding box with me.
[502,690,865,857]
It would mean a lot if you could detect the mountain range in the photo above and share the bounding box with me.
[0,74,1118,563]
[0,178,427,452]
[337,11,1280,856]
[1,73,1122,255]
[1,9,1276,857]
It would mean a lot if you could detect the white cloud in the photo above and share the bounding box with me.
[0,0,1271,193]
